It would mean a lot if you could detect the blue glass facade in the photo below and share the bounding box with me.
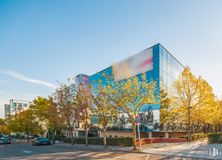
[84,44,183,131]
[159,45,184,94]
[90,44,160,92]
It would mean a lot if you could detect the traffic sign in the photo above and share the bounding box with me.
[135,115,142,150]
[135,116,140,124]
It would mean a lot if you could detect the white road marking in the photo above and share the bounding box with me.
[23,149,32,154]
[146,154,150,160]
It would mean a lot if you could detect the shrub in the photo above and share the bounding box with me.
[107,137,133,146]
[208,133,222,143]
[63,137,133,146]
[191,133,207,141]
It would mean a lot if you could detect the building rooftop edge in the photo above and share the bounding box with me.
[158,43,185,68]
[9,99,31,103]
[86,43,185,77]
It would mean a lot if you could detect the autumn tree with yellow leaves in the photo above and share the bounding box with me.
[7,109,43,137]
[73,85,92,146]
[0,118,9,135]
[159,89,180,131]
[92,80,118,148]
[105,74,158,150]
[211,99,222,132]
[31,96,64,143]
[160,89,172,124]
[174,67,217,141]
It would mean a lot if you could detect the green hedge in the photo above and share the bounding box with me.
[191,133,208,141]
[107,137,133,146]
[208,133,222,143]
[63,137,133,146]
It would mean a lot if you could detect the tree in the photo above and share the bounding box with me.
[107,74,158,150]
[32,96,64,143]
[140,105,154,131]
[159,89,180,131]
[92,81,118,148]
[0,118,9,135]
[73,85,92,146]
[118,114,129,130]
[174,67,217,141]
[0,118,4,126]
[54,84,78,145]
[211,99,222,132]
[160,89,171,124]
[7,116,20,133]
[8,109,43,137]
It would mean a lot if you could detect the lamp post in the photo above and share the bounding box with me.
[188,105,192,142]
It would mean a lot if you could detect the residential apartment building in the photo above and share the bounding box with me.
[4,99,31,119]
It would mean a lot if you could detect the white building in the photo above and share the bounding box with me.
[4,99,31,118]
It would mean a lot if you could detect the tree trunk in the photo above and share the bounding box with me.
[132,123,137,150]
[52,130,55,144]
[85,127,88,146]
[70,129,74,145]
[103,128,107,148]
[27,132,30,143]
[188,106,191,142]
[60,127,62,141]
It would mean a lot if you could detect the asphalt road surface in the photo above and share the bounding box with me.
[0,143,205,160]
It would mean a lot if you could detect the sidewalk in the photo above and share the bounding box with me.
[54,140,222,159]
[142,139,221,159]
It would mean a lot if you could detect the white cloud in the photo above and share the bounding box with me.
[0,69,57,89]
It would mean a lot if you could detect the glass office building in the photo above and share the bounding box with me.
[79,44,184,131]
[159,45,184,94]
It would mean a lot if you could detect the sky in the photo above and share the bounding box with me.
[0,0,222,118]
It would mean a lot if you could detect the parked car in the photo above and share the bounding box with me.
[0,136,11,144]
[32,137,52,146]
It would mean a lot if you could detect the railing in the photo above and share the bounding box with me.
[104,123,222,133]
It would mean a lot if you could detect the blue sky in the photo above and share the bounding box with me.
[0,0,222,118]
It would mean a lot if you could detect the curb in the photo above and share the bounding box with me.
[54,143,132,152]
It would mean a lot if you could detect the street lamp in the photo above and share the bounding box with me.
[188,105,192,142]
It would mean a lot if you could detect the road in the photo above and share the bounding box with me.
[0,143,204,160]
